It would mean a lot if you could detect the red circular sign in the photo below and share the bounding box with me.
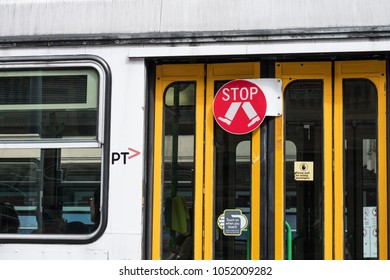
[213,80,267,135]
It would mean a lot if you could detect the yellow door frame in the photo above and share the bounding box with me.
[275,62,333,260]
[334,60,387,260]
[153,64,205,260]
[205,62,261,259]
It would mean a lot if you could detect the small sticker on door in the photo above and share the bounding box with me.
[217,209,248,236]
[294,161,314,181]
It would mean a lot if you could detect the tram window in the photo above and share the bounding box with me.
[0,69,99,141]
[0,64,105,239]
[0,148,101,235]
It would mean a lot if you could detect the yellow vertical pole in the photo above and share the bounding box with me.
[251,127,261,260]
[334,62,344,260]
[273,63,284,259]
[152,65,164,260]
[377,62,388,260]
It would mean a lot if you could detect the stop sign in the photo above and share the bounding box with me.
[213,79,267,135]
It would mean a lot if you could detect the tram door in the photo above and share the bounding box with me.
[152,63,262,260]
[275,61,387,260]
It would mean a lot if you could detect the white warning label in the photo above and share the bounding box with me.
[294,161,314,181]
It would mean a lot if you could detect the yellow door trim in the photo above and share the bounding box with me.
[251,128,261,260]
[334,60,387,260]
[275,62,333,260]
[205,62,261,259]
[334,63,343,260]
[153,64,205,260]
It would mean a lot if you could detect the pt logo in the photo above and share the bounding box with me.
[213,79,267,135]
[111,147,140,164]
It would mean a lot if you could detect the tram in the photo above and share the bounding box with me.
[0,0,389,260]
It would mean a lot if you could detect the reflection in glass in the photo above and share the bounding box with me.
[0,148,102,234]
[0,69,99,140]
[214,129,251,259]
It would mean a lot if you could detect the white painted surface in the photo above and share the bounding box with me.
[0,0,389,37]
[128,39,390,57]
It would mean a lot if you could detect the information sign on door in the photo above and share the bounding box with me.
[294,161,314,181]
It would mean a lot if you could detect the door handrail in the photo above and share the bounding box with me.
[285,221,292,260]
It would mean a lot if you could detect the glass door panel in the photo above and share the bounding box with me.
[284,80,324,259]
[213,129,251,260]
[161,82,195,259]
[343,79,378,259]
